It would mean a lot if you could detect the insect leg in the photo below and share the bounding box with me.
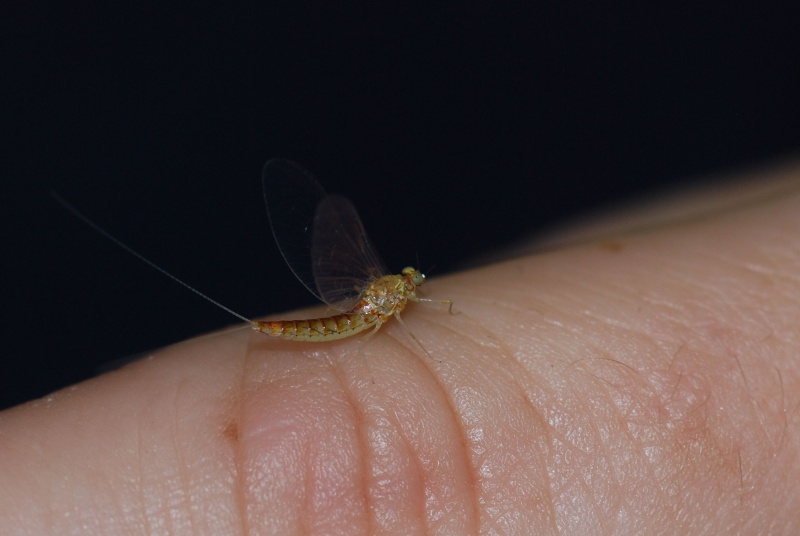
[412,296,455,315]
[392,311,440,362]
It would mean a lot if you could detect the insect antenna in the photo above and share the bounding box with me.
[413,251,440,278]
[50,190,254,325]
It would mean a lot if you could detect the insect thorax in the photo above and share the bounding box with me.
[356,274,416,317]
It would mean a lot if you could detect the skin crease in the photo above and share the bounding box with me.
[2,162,800,535]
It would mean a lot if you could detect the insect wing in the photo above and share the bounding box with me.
[262,159,389,312]
[262,158,327,303]
[310,194,389,311]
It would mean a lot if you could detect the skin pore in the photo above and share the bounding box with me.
[2,161,800,534]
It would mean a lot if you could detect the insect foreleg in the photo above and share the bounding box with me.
[411,296,455,315]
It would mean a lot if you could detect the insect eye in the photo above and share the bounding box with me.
[402,266,425,286]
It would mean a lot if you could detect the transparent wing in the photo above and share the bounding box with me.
[263,158,327,303]
[262,158,389,312]
[310,195,389,311]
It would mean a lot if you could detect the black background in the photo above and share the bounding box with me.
[4,4,799,410]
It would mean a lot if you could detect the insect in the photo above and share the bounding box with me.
[53,159,451,343]
[255,158,452,341]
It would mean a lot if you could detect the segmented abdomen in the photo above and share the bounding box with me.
[252,313,379,341]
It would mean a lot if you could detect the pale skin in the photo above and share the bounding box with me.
[2,162,800,534]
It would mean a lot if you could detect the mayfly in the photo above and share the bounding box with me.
[255,158,452,340]
[53,159,452,342]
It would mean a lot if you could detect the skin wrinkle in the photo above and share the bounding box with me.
[375,339,451,532]
[567,361,632,529]
[235,344,295,533]
[737,449,746,527]
[134,412,153,535]
[592,408,625,534]
[379,319,435,367]
[768,355,799,440]
[738,407,782,496]
[299,415,313,534]
[446,350,552,531]
[311,362,354,532]
[496,372,557,532]
[232,342,249,536]
[591,363,666,521]
[333,333,466,533]
[560,298,763,532]
[8,173,800,534]
[544,410,594,532]
[490,189,784,528]
[164,383,187,534]
[250,335,382,530]
[662,368,713,434]
[147,391,177,534]
[463,296,602,531]
[447,269,558,319]
[496,344,560,531]
[466,302,564,531]
[632,259,796,517]
[749,344,796,451]
[384,408,427,529]
[517,391,560,534]
[407,341,481,533]
[171,383,197,534]
[730,350,773,455]
[129,380,157,533]
[262,377,305,534]
[689,279,770,331]
[402,342,481,534]
[247,237,784,532]
[328,354,373,535]
[772,366,788,455]
[675,365,747,520]
[674,409,743,530]
[391,312,443,365]
[302,436,312,535]
[710,342,782,459]
[772,367,800,503]
[570,366,641,530]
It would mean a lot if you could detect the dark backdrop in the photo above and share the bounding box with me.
[4,4,800,409]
